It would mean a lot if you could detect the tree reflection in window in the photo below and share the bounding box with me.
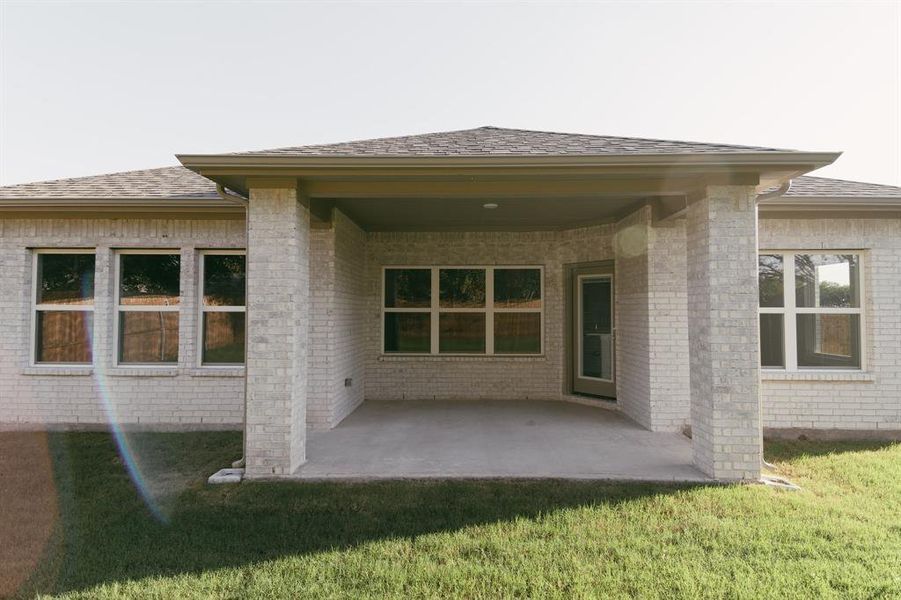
[795,254,858,308]
[758,255,783,308]
[439,269,485,308]
[120,254,181,305]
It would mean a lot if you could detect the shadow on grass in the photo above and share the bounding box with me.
[764,439,900,463]
[15,431,706,597]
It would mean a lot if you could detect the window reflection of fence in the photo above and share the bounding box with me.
[119,312,179,363]
[119,294,179,306]
[203,313,241,349]
[36,312,92,362]
[38,312,241,363]
[816,315,852,357]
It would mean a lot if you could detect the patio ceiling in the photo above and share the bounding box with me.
[315,195,648,231]
[303,175,708,231]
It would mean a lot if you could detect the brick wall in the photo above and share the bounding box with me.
[624,212,901,437]
[308,210,366,429]
[3,210,898,438]
[363,226,616,401]
[584,209,900,439]
[613,207,691,432]
[614,208,651,426]
[758,217,901,431]
[309,226,332,426]
[0,217,246,428]
[647,216,691,431]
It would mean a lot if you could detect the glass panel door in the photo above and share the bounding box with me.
[572,269,615,397]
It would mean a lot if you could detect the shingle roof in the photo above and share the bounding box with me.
[1,125,897,203]
[231,126,790,157]
[0,166,219,200]
[782,176,901,198]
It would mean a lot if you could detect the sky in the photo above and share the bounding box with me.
[1,1,899,187]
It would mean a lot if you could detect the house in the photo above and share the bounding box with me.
[1,126,899,482]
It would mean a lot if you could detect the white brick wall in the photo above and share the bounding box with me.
[308,210,366,429]
[2,209,898,444]
[363,226,615,401]
[0,217,246,428]
[614,208,651,426]
[0,208,364,443]
[597,208,901,440]
[620,212,901,437]
[646,218,691,431]
[614,207,691,432]
[758,217,901,431]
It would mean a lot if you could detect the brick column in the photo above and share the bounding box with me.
[685,185,762,481]
[244,180,310,478]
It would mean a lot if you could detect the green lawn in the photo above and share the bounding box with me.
[17,432,901,599]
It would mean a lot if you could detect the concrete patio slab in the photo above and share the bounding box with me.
[293,400,710,482]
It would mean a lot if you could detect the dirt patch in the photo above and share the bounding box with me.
[0,432,60,597]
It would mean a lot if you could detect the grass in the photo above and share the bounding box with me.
[13,432,901,599]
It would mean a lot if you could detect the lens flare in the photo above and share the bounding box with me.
[93,361,168,523]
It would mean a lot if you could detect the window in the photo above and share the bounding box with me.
[115,251,180,364]
[759,252,862,370]
[199,251,246,365]
[32,250,95,364]
[382,266,543,355]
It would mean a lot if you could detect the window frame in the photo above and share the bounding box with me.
[30,248,97,367]
[381,265,545,356]
[759,250,866,371]
[113,248,182,367]
[197,249,247,368]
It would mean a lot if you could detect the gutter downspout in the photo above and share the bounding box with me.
[755,179,791,474]
[756,179,792,202]
[216,184,250,470]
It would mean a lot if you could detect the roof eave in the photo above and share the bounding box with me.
[0,197,240,212]
[176,151,842,171]
[759,196,901,211]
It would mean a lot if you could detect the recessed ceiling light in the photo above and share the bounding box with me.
[482,203,499,209]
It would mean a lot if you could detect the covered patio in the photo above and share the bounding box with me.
[295,400,708,482]
[177,127,839,482]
